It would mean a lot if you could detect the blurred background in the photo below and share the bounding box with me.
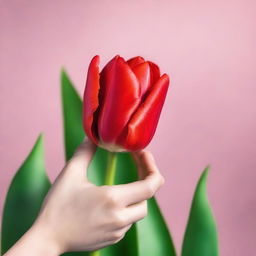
[0,0,255,255]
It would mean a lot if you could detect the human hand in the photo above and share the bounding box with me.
[4,139,164,256]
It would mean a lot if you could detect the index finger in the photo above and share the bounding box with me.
[110,150,165,206]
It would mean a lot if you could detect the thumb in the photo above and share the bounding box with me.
[63,137,97,181]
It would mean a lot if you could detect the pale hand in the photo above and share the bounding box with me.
[4,139,164,256]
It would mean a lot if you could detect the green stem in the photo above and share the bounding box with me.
[89,151,117,256]
[104,151,117,185]
[89,251,100,256]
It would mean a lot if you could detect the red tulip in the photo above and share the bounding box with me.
[83,55,170,152]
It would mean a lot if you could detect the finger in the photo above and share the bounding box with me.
[126,200,148,224]
[131,150,158,179]
[64,138,97,179]
[111,151,164,205]
[114,200,147,229]
[125,200,147,224]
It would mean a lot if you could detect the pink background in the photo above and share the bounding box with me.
[1,0,256,255]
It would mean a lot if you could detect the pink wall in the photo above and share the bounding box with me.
[1,0,256,255]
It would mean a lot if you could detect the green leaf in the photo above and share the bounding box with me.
[136,197,176,256]
[1,134,51,254]
[181,167,218,256]
[61,70,176,256]
[61,69,85,161]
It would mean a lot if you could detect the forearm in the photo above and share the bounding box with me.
[4,223,61,256]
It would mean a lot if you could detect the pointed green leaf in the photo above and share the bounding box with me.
[61,70,176,256]
[61,69,85,161]
[181,167,218,256]
[136,197,176,256]
[1,134,51,254]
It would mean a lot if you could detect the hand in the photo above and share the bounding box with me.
[4,139,164,256]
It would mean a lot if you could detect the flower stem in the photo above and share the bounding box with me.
[105,151,117,185]
[89,151,117,256]
[89,251,100,256]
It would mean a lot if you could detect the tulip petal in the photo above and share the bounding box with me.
[149,61,161,86]
[98,55,119,104]
[127,56,145,69]
[117,74,170,151]
[82,55,100,144]
[132,62,151,97]
[98,56,141,144]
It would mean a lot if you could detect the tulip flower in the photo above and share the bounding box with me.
[83,55,170,152]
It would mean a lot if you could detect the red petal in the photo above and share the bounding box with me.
[82,55,100,144]
[98,55,119,103]
[132,62,151,97]
[98,56,141,143]
[117,74,170,151]
[148,61,160,86]
[127,56,145,69]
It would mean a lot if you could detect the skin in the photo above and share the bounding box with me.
[4,139,165,256]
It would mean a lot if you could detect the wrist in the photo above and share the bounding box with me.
[4,220,63,256]
[28,219,63,256]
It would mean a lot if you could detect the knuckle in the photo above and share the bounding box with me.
[113,212,127,228]
[111,230,123,241]
[144,150,153,161]
[108,195,120,208]
[145,184,155,198]
[101,187,120,207]
[144,150,152,157]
